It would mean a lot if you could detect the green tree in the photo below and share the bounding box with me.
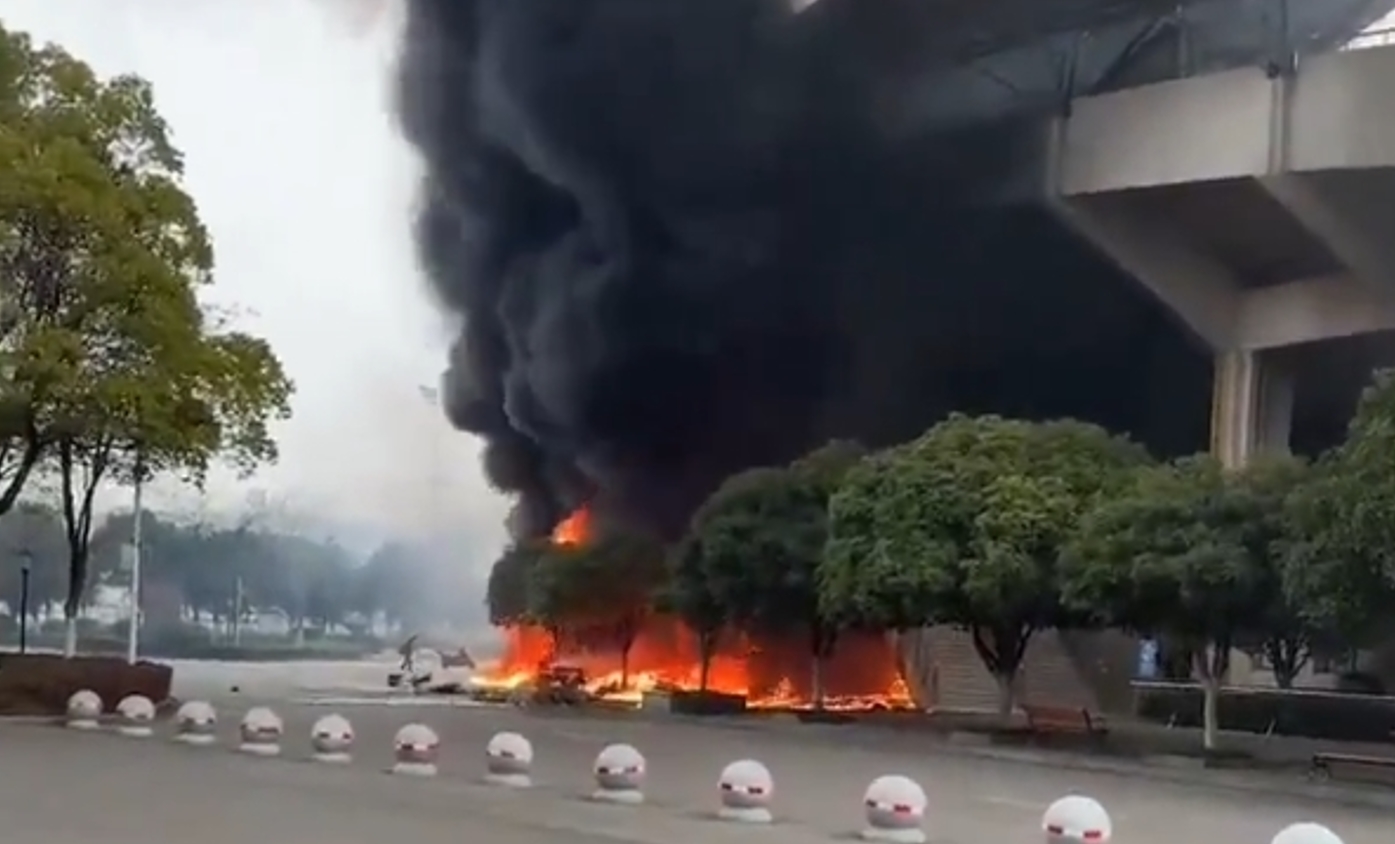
[656,535,729,691]
[687,440,866,706]
[0,28,293,652]
[1063,455,1298,749]
[1234,454,1322,689]
[485,540,547,628]
[1283,371,1395,645]
[823,416,1147,720]
[528,531,667,687]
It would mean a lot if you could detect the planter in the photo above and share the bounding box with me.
[0,653,173,717]
[636,689,751,715]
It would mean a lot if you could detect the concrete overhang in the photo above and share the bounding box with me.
[1029,44,1395,350]
[1048,45,1395,193]
[1052,192,1395,350]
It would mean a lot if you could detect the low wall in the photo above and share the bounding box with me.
[0,653,173,716]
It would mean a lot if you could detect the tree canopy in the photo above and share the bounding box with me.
[527,530,668,684]
[1063,454,1319,745]
[688,441,865,652]
[485,539,548,628]
[821,415,1148,715]
[1282,371,1395,645]
[656,534,730,690]
[0,24,293,636]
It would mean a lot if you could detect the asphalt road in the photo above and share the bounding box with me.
[5,692,1389,844]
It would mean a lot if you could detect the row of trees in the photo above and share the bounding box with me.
[0,22,293,651]
[0,504,473,640]
[488,374,1395,749]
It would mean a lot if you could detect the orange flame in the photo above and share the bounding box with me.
[551,507,591,546]
[474,506,914,711]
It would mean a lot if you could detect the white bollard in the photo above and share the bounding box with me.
[115,694,156,738]
[861,775,928,844]
[484,731,534,788]
[310,713,355,763]
[65,689,103,730]
[591,743,645,805]
[1271,823,1345,844]
[717,759,774,823]
[1042,795,1112,844]
[392,723,439,777]
[173,700,218,746]
[238,706,284,756]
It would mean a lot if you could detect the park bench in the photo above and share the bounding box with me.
[1308,751,1395,781]
[1022,704,1109,738]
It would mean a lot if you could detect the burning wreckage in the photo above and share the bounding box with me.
[394,0,1395,710]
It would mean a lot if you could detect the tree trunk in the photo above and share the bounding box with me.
[1266,638,1306,690]
[62,611,78,658]
[698,632,714,692]
[970,623,1031,726]
[1191,642,1229,752]
[620,645,630,689]
[994,672,1016,721]
[1201,676,1220,751]
[809,623,836,710]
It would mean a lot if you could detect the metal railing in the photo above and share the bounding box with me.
[1347,24,1395,49]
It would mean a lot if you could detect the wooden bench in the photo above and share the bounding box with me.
[1021,704,1109,738]
[1308,752,1395,782]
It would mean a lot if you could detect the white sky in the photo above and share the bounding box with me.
[0,0,509,550]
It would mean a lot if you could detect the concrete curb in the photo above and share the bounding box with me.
[605,712,1395,812]
[936,743,1390,806]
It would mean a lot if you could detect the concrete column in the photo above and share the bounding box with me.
[1210,350,1293,468]
[1256,362,1294,456]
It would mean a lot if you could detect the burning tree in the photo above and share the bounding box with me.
[526,530,667,688]
[685,440,865,707]
[822,416,1146,721]
[486,540,549,629]
[655,535,730,692]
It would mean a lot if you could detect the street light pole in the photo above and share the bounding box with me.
[419,385,444,532]
[126,468,144,665]
[18,550,31,655]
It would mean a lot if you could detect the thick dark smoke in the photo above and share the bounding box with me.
[395,0,1214,539]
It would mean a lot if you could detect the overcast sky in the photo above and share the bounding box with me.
[0,0,509,550]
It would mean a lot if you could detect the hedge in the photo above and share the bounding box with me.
[1134,681,1395,742]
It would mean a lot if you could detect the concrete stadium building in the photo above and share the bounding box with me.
[802,0,1395,468]
[798,0,1395,707]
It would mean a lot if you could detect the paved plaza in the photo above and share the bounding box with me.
[2,685,1389,844]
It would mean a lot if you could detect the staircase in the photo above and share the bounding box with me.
[897,626,1101,713]
[1018,630,1097,710]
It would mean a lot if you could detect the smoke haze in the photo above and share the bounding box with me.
[394,0,1214,539]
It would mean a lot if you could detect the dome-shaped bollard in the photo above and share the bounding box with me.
[66,689,103,730]
[174,700,217,745]
[115,694,156,738]
[1042,795,1112,844]
[310,713,354,763]
[861,775,928,844]
[717,759,774,823]
[392,723,439,776]
[591,743,645,805]
[484,731,533,788]
[238,706,284,756]
[1271,823,1345,844]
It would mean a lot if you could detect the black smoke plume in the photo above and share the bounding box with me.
[395,0,1213,539]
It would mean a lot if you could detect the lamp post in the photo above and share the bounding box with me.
[18,550,31,655]
[126,466,145,665]
[419,384,445,532]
